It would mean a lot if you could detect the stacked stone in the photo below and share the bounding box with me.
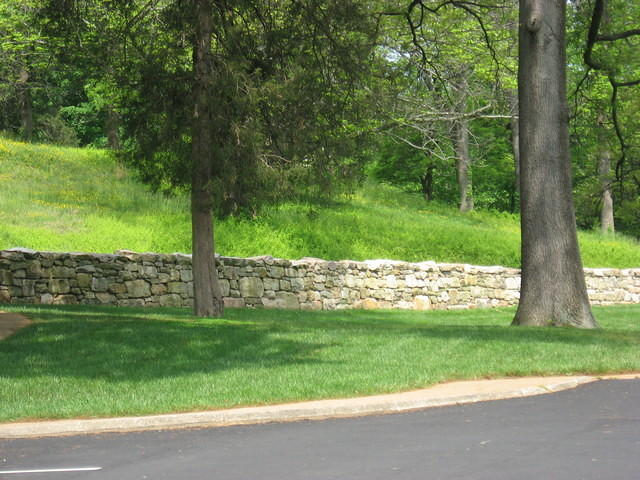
[1,248,640,310]
[283,258,522,311]
[0,248,195,307]
[586,268,640,304]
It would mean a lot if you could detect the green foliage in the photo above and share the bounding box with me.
[2,138,640,268]
[2,303,640,421]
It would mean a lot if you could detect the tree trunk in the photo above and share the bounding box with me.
[17,69,33,142]
[597,114,614,234]
[454,119,473,212]
[105,106,121,150]
[420,162,434,202]
[510,92,520,195]
[512,0,598,328]
[599,152,615,234]
[191,0,224,317]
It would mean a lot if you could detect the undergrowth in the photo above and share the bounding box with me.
[1,137,639,268]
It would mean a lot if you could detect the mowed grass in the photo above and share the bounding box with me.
[1,137,640,267]
[1,304,639,422]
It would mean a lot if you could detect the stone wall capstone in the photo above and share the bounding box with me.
[1,248,639,310]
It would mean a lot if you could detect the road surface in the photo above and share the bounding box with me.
[1,379,639,479]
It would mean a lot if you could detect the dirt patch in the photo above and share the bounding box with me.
[0,311,32,340]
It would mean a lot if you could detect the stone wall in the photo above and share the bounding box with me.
[1,248,639,310]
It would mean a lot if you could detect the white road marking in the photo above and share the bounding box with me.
[0,467,102,474]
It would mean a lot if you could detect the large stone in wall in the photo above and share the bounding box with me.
[224,297,246,308]
[49,279,70,294]
[239,277,264,298]
[414,295,432,310]
[159,294,183,307]
[125,279,151,298]
[92,277,109,292]
[263,292,300,310]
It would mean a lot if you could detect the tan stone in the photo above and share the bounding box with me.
[414,295,431,310]
[362,298,378,309]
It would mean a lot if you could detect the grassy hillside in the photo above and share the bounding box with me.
[1,138,639,268]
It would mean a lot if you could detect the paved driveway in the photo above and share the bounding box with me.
[1,379,639,479]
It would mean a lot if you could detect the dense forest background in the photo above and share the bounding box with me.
[1,0,638,235]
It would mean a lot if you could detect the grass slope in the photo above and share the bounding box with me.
[1,304,640,422]
[1,138,639,267]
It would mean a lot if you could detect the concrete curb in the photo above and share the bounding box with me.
[0,375,614,439]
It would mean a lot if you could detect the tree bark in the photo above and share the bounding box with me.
[420,162,434,201]
[599,150,614,234]
[512,0,598,328]
[191,0,224,317]
[453,119,473,212]
[510,92,520,195]
[105,106,121,150]
[17,68,33,142]
[597,114,614,234]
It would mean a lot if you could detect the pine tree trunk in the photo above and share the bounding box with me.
[513,0,598,328]
[191,0,224,318]
[454,119,473,212]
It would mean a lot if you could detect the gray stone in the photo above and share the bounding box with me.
[92,277,110,292]
[0,268,12,284]
[168,282,188,295]
[159,294,183,307]
[263,278,279,291]
[49,279,70,294]
[224,297,245,308]
[219,279,230,297]
[268,266,284,278]
[125,279,151,298]
[96,292,117,304]
[0,289,9,303]
[239,277,264,298]
[39,293,53,305]
[109,282,127,294]
[76,273,91,288]
[52,266,74,278]
[179,269,193,282]
[151,284,168,296]
[263,292,300,310]
[53,294,77,305]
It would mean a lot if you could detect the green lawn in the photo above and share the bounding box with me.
[1,304,639,422]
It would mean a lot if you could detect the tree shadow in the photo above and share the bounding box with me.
[225,307,640,348]
[2,304,638,386]
[0,305,334,382]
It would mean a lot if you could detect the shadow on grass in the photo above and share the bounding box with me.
[225,307,640,348]
[2,304,639,384]
[0,305,332,382]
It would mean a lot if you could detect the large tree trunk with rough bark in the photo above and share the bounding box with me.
[512,0,598,328]
[191,0,224,317]
[453,119,473,212]
[509,92,520,194]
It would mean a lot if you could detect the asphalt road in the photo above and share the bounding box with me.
[1,379,639,480]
